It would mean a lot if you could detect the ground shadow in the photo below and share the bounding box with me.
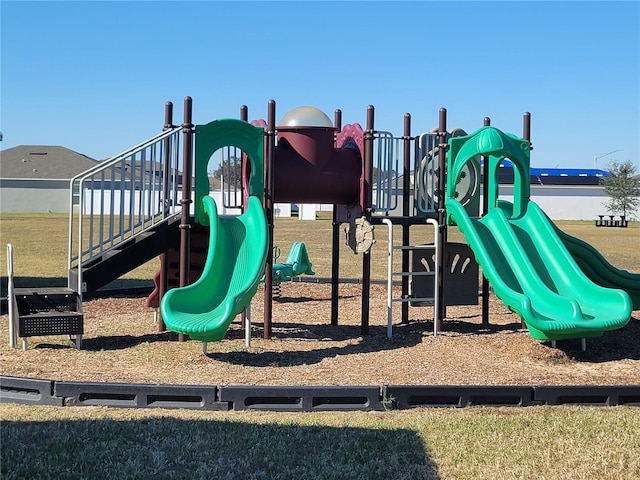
[550,315,640,362]
[274,294,356,303]
[208,321,430,367]
[437,318,523,335]
[273,296,322,303]
[1,417,440,479]
[81,331,180,351]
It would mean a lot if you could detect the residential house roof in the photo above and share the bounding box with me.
[0,145,99,180]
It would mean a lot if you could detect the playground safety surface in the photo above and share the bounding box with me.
[2,283,639,391]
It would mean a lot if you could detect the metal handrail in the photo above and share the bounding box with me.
[6,243,18,348]
[68,129,179,183]
[67,126,183,295]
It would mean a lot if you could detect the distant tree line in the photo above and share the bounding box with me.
[209,157,242,189]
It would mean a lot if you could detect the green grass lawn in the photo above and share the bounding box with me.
[2,404,639,480]
[2,213,638,295]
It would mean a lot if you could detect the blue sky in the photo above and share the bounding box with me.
[1,1,638,170]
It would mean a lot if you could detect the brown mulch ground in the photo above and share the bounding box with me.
[1,283,639,386]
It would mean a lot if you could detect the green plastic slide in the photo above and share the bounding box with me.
[497,200,640,310]
[160,195,268,342]
[555,227,640,311]
[447,198,632,340]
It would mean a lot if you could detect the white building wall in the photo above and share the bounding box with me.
[274,203,291,217]
[81,189,168,216]
[3,182,632,222]
[0,179,69,213]
[496,185,611,220]
[376,185,615,221]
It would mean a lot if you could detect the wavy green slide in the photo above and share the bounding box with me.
[497,199,640,310]
[555,226,640,311]
[446,126,632,341]
[160,195,268,342]
[447,198,632,340]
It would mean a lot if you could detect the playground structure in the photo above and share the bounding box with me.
[6,97,639,352]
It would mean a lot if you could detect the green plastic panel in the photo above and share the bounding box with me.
[447,126,530,221]
[195,119,264,225]
[554,224,640,310]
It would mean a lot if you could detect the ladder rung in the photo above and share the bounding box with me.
[392,245,435,251]
[392,296,434,303]
[391,271,435,277]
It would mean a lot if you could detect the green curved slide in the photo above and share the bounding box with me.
[447,198,632,340]
[160,195,268,342]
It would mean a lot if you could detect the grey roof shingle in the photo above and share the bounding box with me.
[0,145,99,180]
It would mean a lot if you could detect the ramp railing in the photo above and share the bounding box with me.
[68,126,183,293]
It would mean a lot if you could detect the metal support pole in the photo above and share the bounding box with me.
[178,97,194,342]
[240,105,249,331]
[523,112,531,149]
[7,244,17,348]
[361,105,375,335]
[435,108,447,333]
[158,101,174,332]
[240,104,249,208]
[263,100,276,339]
[481,116,491,325]
[245,303,252,348]
[331,109,342,326]
[331,210,340,326]
[401,113,411,324]
[521,112,532,330]
[382,219,394,338]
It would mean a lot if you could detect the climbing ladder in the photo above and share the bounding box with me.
[381,218,440,338]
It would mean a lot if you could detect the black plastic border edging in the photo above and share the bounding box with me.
[533,385,640,406]
[219,385,385,411]
[1,376,639,410]
[54,381,229,410]
[0,376,62,406]
[384,385,535,408]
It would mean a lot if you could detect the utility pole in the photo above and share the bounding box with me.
[594,149,622,169]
